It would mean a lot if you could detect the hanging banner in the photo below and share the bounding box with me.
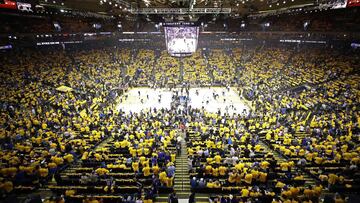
[331,0,347,8]
[0,0,17,9]
[17,2,33,12]
[347,0,360,7]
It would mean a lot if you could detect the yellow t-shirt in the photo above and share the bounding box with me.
[95,168,109,176]
[241,188,249,197]
[206,182,215,188]
[214,155,222,163]
[39,168,49,177]
[228,173,237,183]
[152,165,160,175]
[143,166,151,177]
[132,162,139,172]
[219,166,227,176]
[205,165,213,174]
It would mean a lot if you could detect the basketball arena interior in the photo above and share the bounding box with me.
[0,0,360,203]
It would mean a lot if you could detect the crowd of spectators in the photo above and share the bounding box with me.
[0,43,359,203]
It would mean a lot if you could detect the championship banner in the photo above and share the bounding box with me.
[0,0,17,9]
[17,2,32,12]
[331,0,347,8]
[347,0,360,7]
[319,0,347,9]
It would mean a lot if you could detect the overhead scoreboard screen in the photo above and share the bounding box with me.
[164,22,199,57]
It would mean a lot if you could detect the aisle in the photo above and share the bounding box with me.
[155,131,209,203]
[156,132,192,202]
[173,134,191,198]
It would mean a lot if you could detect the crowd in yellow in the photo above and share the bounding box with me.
[0,46,359,203]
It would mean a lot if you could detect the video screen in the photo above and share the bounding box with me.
[164,26,199,56]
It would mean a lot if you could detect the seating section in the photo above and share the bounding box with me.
[0,44,359,203]
[155,51,181,87]
[0,49,120,197]
[206,49,237,85]
[50,111,179,202]
[185,109,323,202]
[183,51,211,85]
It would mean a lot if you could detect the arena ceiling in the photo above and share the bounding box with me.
[49,0,315,16]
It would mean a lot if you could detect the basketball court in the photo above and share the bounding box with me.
[116,87,250,115]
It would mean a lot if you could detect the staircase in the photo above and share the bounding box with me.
[156,131,210,203]
[155,132,191,202]
[174,136,191,198]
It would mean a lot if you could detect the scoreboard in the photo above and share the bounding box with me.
[164,22,199,57]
